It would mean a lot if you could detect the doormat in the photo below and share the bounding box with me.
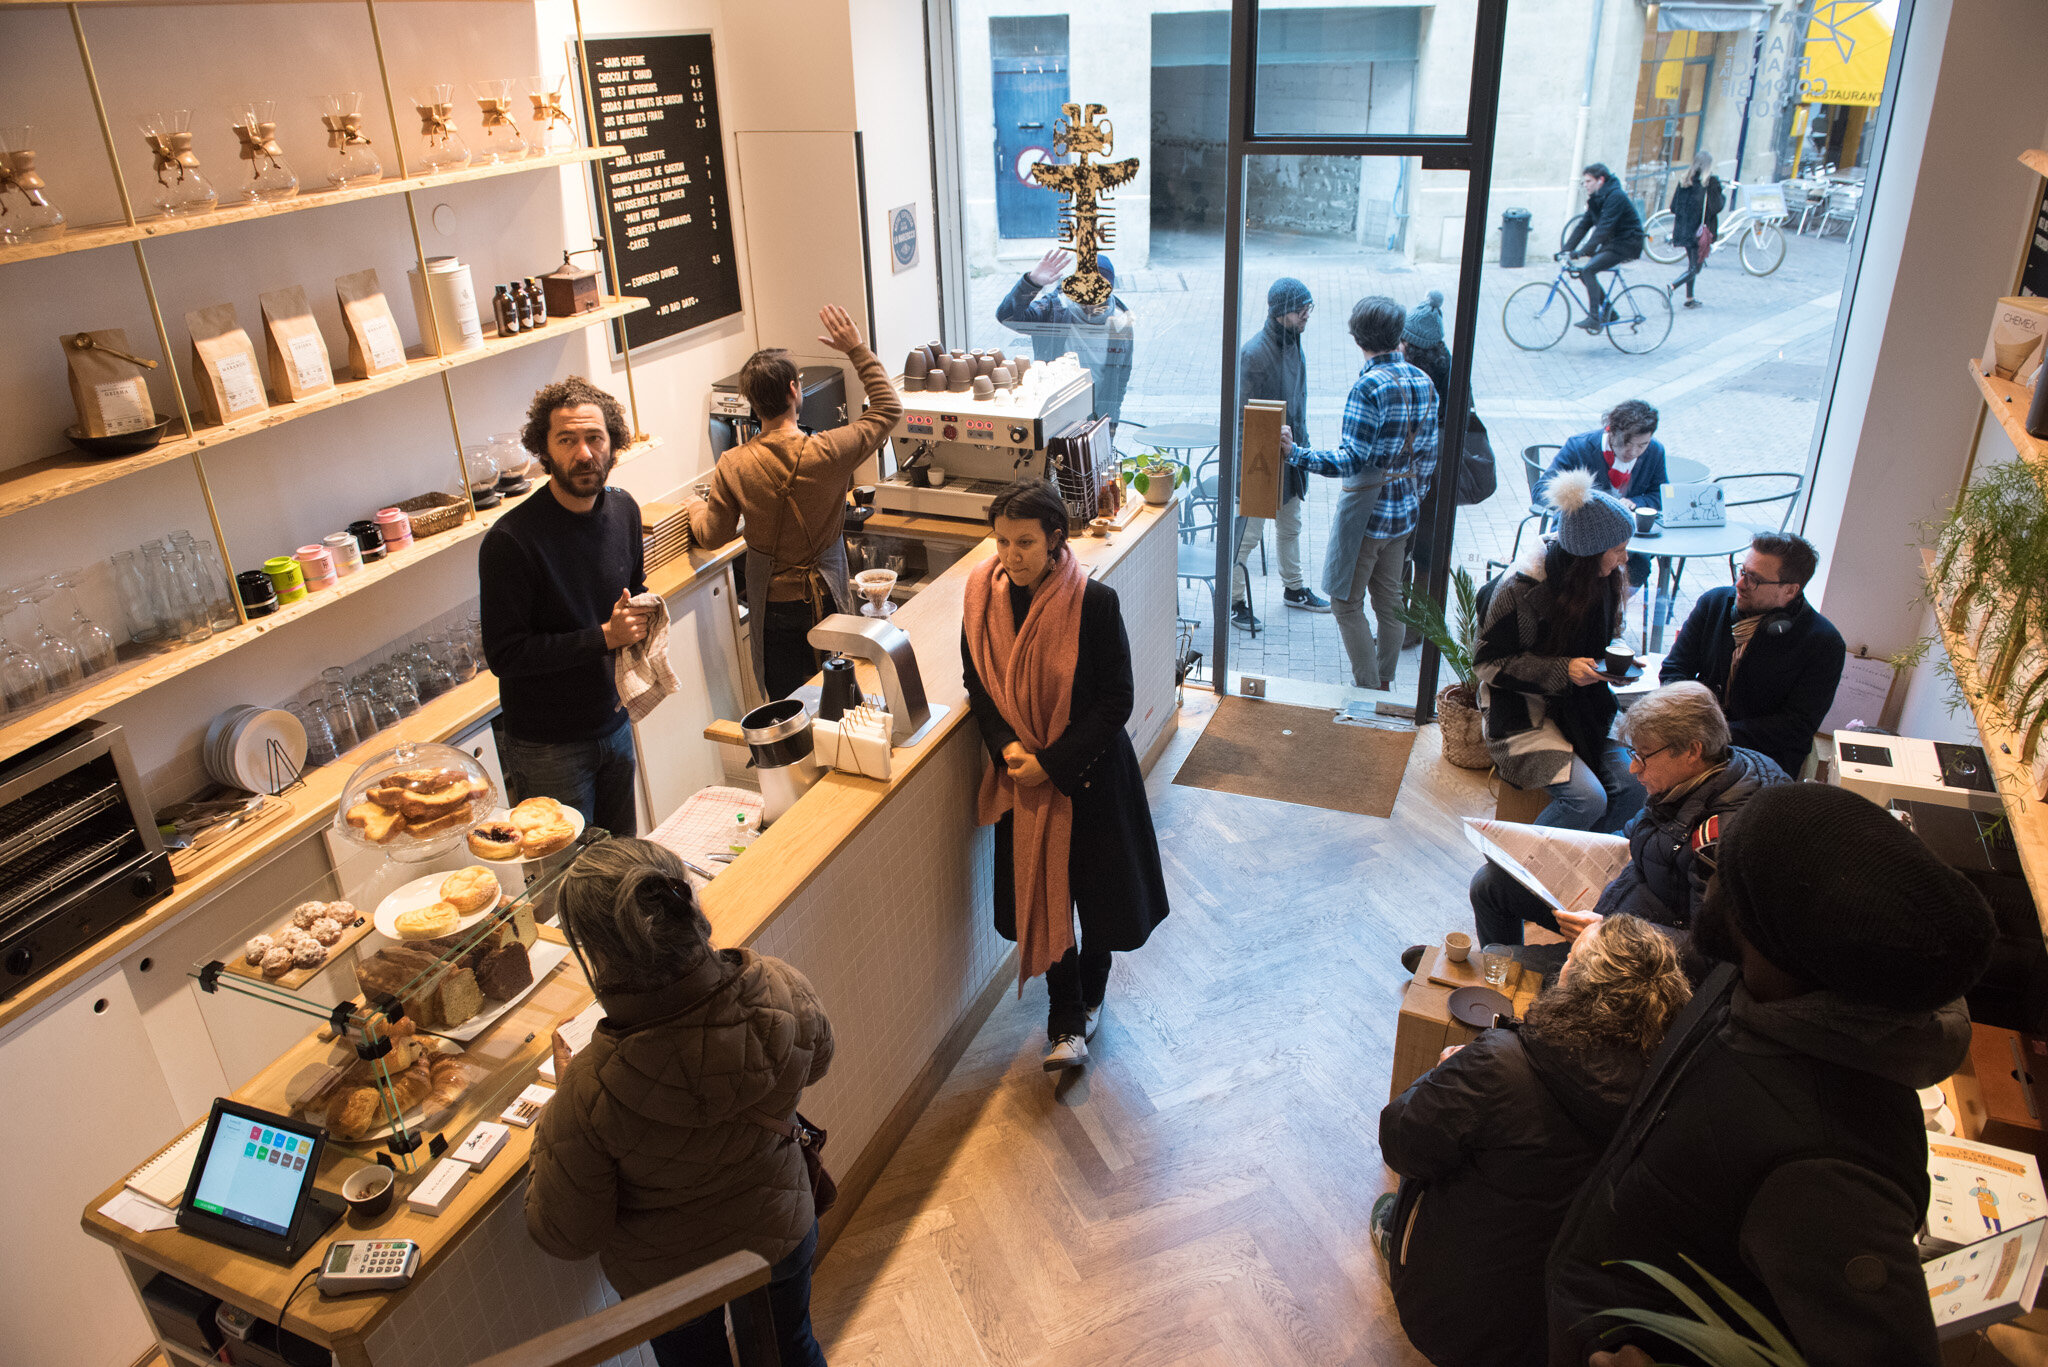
[1173,696,1418,819]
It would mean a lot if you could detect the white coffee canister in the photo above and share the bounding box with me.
[409,256,484,355]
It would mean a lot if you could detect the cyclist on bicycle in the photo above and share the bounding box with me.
[1561,163,1645,334]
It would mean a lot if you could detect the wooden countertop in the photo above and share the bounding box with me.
[82,925,595,1357]
[697,499,1178,950]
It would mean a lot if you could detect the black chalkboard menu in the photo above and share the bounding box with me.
[2022,182,2048,301]
[579,33,743,348]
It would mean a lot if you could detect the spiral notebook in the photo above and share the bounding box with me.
[125,1122,205,1206]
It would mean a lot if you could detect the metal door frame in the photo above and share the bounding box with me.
[1212,0,1510,721]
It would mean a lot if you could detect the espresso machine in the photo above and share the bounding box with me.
[709,365,850,460]
[873,348,1095,521]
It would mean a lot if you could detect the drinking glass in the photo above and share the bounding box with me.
[111,549,162,646]
[48,572,117,676]
[411,84,470,172]
[0,126,68,244]
[470,79,527,164]
[16,584,83,693]
[321,93,383,188]
[378,666,420,718]
[1481,944,1515,990]
[293,700,338,767]
[138,110,216,217]
[226,99,297,204]
[0,597,48,713]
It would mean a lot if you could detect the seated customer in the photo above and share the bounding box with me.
[1539,399,1666,592]
[1376,915,1692,1367]
[526,839,834,1367]
[1467,681,1788,956]
[1475,470,1639,831]
[1659,530,1845,777]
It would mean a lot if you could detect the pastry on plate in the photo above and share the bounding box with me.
[519,818,575,858]
[467,821,521,860]
[243,934,275,965]
[328,900,358,924]
[474,941,532,1000]
[400,779,476,821]
[346,801,404,843]
[508,796,567,832]
[440,865,500,914]
[395,900,461,940]
[291,901,329,929]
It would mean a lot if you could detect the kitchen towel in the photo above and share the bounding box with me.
[614,592,680,723]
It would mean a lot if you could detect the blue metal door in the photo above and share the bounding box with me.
[993,63,1066,239]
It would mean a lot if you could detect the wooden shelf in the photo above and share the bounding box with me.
[0,296,647,520]
[0,667,502,1033]
[1969,359,2048,489]
[1922,548,2048,928]
[2022,149,2048,180]
[0,433,660,764]
[0,147,617,268]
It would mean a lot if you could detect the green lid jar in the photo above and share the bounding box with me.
[263,554,308,604]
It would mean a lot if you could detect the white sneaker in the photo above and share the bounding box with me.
[1084,1004,1104,1040]
[1043,1034,1088,1070]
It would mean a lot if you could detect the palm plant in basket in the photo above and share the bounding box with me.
[1392,566,1488,769]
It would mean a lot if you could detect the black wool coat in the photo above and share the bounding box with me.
[1380,1021,1646,1367]
[1659,587,1846,777]
[962,575,1170,953]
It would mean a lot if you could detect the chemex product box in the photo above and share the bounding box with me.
[1982,296,2048,386]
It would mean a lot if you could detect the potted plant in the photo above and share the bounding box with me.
[1588,1255,1810,1366]
[1392,566,1489,769]
[1117,450,1190,506]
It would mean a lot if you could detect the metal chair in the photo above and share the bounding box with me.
[1175,513,1253,635]
[1714,471,1805,575]
[1508,444,1560,563]
[1187,473,1265,573]
[1818,183,1862,239]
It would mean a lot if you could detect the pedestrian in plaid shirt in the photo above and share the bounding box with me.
[1281,297,1440,690]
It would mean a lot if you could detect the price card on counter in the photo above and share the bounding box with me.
[578,32,743,349]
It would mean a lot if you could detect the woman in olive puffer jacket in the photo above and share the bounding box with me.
[526,837,834,1367]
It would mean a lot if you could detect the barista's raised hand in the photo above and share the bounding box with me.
[1026,249,1073,288]
[817,304,864,355]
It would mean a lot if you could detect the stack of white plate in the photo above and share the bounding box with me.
[204,706,309,793]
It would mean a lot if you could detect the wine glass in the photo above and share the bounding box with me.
[0,596,48,713]
[14,584,82,693]
[47,571,117,676]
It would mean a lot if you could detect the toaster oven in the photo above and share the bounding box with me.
[0,721,172,1000]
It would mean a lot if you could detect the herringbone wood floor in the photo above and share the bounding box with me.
[812,693,1500,1366]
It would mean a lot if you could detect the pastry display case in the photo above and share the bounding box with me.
[188,826,600,1173]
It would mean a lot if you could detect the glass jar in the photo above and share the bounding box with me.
[112,549,162,645]
[470,79,527,164]
[226,100,297,204]
[0,125,67,243]
[138,110,216,217]
[411,84,470,172]
[152,539,211,642]
[189,538,239,629]
[320,93,383,188]
[0,597,49,713]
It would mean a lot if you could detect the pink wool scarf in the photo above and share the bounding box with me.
[963,548,1087,991]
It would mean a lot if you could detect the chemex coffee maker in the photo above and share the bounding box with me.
[874,341,1095,521]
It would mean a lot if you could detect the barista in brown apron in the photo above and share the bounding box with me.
[686,305,905,700]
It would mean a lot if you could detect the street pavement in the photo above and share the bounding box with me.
[965,219,1855,704]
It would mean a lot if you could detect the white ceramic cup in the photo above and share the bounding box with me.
[1444,931,1472,963]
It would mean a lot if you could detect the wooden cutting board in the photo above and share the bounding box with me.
[1425,944,1525,994]
[168,795,294,882]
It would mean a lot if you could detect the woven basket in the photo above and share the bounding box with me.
[1437,683,1491,770]
[393,491,468,538]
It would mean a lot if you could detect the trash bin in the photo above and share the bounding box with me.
[1499,208,1532,269]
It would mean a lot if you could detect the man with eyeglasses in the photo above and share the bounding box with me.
[1429,681,1787,980]
[1660,530,1845,777]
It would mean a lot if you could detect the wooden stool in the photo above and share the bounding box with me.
[1494,779,1547,824]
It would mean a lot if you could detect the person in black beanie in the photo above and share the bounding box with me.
[1547,782,1995,1367]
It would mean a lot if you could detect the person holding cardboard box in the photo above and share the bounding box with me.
[1230,277,1326,632]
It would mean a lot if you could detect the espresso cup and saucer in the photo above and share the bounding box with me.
[1601,644,1644,683]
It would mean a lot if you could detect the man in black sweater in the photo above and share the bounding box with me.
[1659,530,1844,777]
[479,377,650,836]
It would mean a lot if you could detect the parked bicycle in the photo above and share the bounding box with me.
[1641,182,1789,276]
[1502,253,1673,354]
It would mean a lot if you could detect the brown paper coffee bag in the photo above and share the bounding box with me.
[336,268,409,380]
[185,303,269,426]
[258,285,335,403]
[63,328,157,438]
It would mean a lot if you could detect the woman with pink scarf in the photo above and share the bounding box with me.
[962,479,1171,1072]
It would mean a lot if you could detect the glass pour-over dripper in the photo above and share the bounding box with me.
[526,76,576,153]
[0,125,67,244]
[139,109,216,217]
[321,93,383,188]
[227,100,298,204]
[470,79,527,164]
[412,84,470,171]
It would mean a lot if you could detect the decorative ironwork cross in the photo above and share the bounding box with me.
[1029,103,1139,309]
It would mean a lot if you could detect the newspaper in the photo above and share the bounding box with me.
[1463,818,1631,913]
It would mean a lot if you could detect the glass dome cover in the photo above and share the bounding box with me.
[331,739,497,862]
